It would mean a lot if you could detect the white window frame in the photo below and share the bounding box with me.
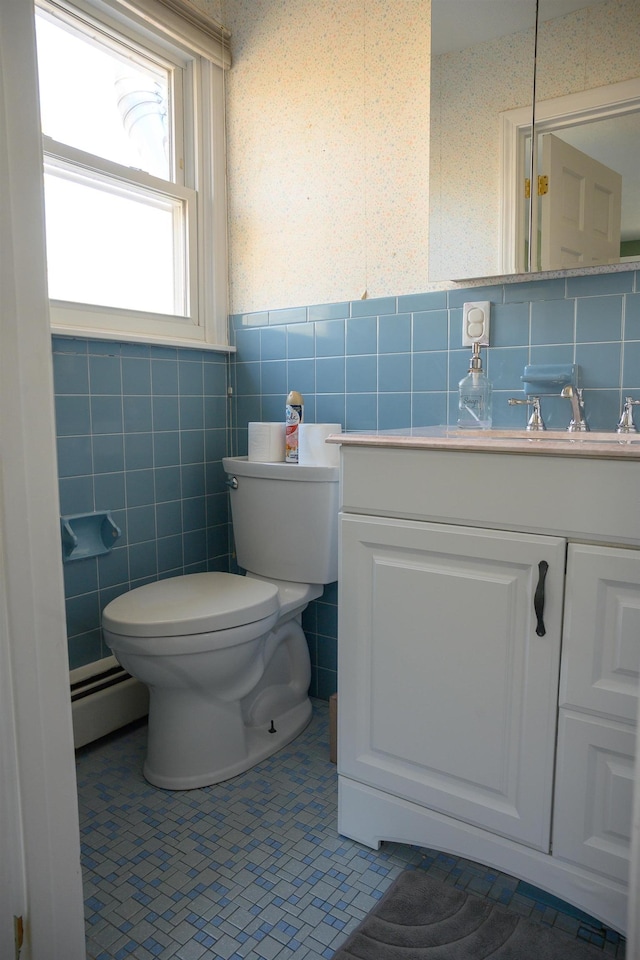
[37,0,230,350]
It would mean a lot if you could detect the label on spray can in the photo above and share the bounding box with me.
[285,390,304,463]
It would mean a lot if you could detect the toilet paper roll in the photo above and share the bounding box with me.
[247,422,286,462]
[298,423,342,467]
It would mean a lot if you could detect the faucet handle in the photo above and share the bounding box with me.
[617,397,640,434]
[508,395,545,431]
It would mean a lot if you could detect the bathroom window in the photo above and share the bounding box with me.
[35,0,229,348]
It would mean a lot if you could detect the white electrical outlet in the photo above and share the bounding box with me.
[462,301,490,346]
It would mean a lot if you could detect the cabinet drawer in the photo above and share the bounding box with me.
[553,709,635,883]
[341,446,640,546]
[560,544,640,722]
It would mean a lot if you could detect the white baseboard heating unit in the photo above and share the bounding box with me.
[70,655,149,748]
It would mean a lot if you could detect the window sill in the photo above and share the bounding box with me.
[50,323,235,354]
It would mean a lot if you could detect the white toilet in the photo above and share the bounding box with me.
[102,456,339,790]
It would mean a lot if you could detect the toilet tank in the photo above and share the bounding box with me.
[222,457,339,584]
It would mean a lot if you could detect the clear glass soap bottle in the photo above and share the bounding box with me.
[457,342,492,429]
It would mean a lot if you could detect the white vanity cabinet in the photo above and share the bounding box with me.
[336,442,640,934]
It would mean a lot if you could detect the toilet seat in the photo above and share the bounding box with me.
[102,572,279,638]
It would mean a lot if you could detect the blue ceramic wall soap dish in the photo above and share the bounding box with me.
[61,511,122,562]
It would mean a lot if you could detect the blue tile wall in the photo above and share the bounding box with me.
[53,270,640,698]
[53,337,231,671]
[229,270,640,699]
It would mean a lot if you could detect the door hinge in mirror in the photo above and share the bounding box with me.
[524,176,549,198]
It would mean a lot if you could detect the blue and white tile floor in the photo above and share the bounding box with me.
[77,700,625,959]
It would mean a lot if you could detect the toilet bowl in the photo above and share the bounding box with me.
[102,456,339,789]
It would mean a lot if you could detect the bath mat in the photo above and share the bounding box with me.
[332,869,607,959]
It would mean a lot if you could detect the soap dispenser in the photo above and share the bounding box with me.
[457,342,492,430]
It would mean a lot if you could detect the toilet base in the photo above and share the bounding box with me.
[143,697,313,790]
[110,604,316,790]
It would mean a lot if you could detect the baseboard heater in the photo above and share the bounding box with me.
[70,655,149,748]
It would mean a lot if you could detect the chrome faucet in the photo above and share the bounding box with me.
[508,395,545,430]
[616,397,640,433]
[560,385,588,432]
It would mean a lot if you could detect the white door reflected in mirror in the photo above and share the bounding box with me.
[539,133,622,271]
[502,78,640,277]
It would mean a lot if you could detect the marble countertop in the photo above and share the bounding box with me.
[326,426,640,461]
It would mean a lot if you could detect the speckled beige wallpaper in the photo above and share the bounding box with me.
[429,24,536,282]
[190,0,224,25]
[430,0,640,282]
[536,0,640,100]
[189,0,638,313]
[219,0,431,314]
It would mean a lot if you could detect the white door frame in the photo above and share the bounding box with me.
[1,4,639,956]
[500,77,640,274]
[0,1,86,957]
[629,700,640,959]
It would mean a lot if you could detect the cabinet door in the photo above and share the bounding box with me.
[560,543,640,722]
[338,515,565,851]
[553,710,635,883]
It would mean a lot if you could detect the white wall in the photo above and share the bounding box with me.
[220,0,431,315]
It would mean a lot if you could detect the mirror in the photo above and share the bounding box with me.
[428,0,640,282]
[532,0,640,272]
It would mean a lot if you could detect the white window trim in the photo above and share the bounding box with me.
[45,137,199,321]
[85,0,231,67]
[40,0,231,351]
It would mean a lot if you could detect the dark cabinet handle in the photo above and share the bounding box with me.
[534,561,549,637]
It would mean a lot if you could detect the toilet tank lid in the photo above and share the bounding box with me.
[102,572,279,638]
[222,456,338,482]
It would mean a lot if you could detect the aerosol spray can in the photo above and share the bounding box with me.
[285,390,304,463]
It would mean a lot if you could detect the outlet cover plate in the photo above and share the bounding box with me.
[462,301,490,346]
